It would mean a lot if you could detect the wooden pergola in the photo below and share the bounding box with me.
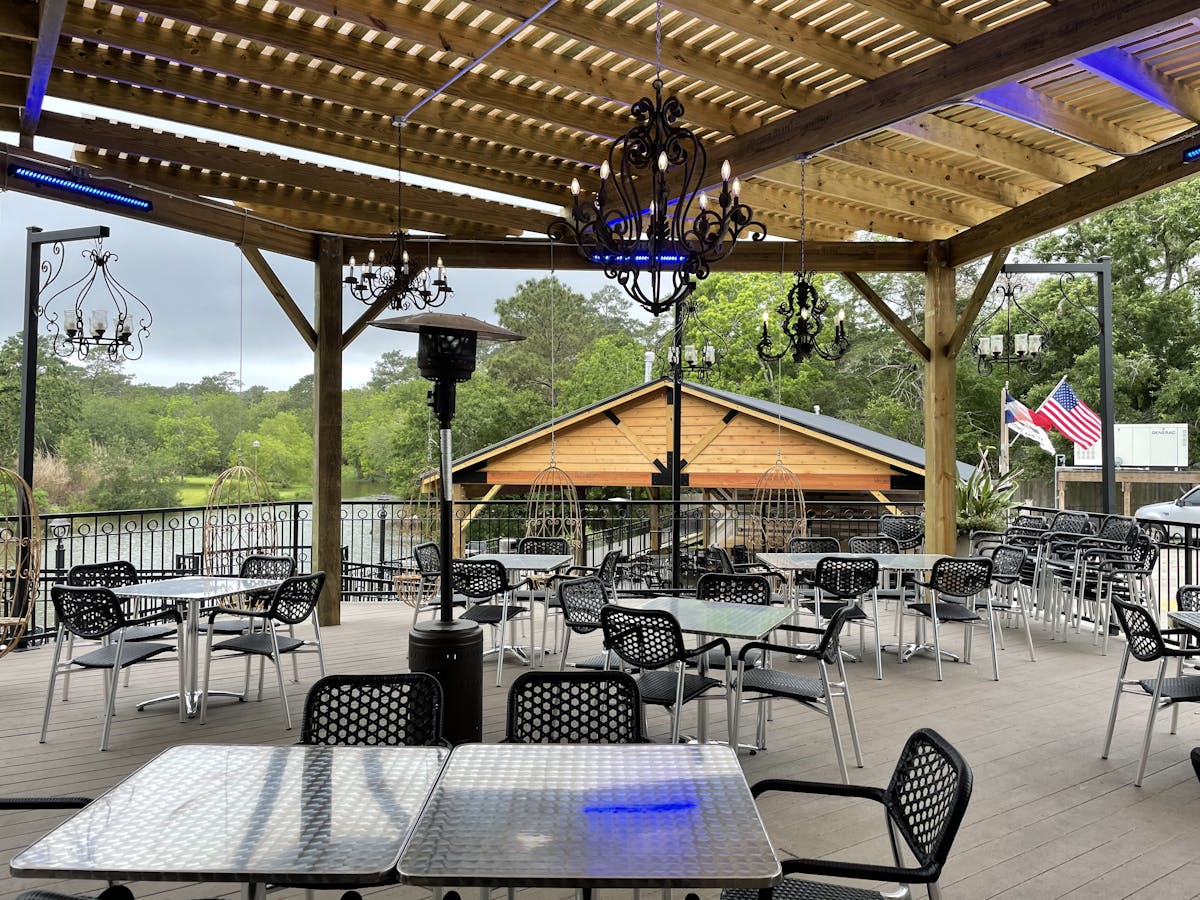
[3,0,1200,622]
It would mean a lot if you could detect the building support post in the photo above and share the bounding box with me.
[313,236,343,625]
[924,244,958,555]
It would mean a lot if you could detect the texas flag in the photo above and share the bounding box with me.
[1004,390,1056,455]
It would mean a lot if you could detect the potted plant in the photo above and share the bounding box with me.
[956,447,1020,555]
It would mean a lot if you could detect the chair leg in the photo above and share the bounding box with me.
[39,627,66,744]
[820,660,849,784]
[833,653,863,769]
[268,622,293,730]
[929,601,944,682]
[559,631,571,671]
[311,614,326,677]
[1017,584,1037,662]
[1101,649,1131,760]
[669,663,685,744]
[1135,660,1167,787]
[100,643,125,752]
[871,591,883,681]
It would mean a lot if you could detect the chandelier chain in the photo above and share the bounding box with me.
[654,0,663,79]
[799,156,807,275]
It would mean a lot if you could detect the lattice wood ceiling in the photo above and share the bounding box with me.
[2,0,1199,269]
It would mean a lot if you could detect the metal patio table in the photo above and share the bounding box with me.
[397,742,781,890]
[112,576,283,717]
[470,552,573,665]
[10,743,448,900]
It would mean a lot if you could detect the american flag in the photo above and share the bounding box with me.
[1036,378,1102,449]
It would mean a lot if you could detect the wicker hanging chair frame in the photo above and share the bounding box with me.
[747,460,807,553]
[202,465,279,576]
[0,468,40,660]
[525,462,583,555]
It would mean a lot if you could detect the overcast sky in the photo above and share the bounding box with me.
[2,111,613,391]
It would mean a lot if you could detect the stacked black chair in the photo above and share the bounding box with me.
[454,558,531,686]
[504,670,648,743]
[978,543,1037,677]
[905,557,993,681]
[41,585,183,751]
[732,605,863,782]
[1102,597,1200,786]
[720,728,973,900]
[300,672,445,746]
[200,571,327,730]
[600,604,730,744]
[1095,536,1159,655]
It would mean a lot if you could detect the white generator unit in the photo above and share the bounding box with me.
[1073,423,1190,468]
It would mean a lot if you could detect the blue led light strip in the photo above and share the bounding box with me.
[1184,145,1200,164]
[590,252,689,265]
[8,166,153,211]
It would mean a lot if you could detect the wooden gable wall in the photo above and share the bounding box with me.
[455,384,915,494]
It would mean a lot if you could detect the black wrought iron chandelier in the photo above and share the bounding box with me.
[665,297,721,380]
[547,0,765,316]
[970,273,1050,375]
[756,159,848,365]
[37,238,151,361]
[344,118,452,311]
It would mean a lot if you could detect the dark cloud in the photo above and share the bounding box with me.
[2,191,609,390]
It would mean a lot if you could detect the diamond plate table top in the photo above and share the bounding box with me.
[470,553,573,572]
[1167,610,1200,632]
[11,744,448,886]
[637,596,794,639]
[758,552,946,573]
[398,743,780,888]
[111,576,283,601]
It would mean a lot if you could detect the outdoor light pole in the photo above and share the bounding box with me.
[371,313,524,744]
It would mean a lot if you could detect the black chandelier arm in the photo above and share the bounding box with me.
[756,272,848,366]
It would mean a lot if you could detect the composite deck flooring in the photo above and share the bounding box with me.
[1,599,1198,900]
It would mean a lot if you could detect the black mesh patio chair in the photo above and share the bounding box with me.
[788,536,841,554]
[904,557,993,682]
[410,542,461,627]
[66,560,178,643]
[512,535,581,662]
[696,572,773,669]
[1094,537,1159,655]
[1102,598,1200,786]
[300,672,445,747]
[600,604,731,744]
[15,887,135,900]
[198,554,299,642]
[732,604,863,782]
[977,544,1037,677]
[1177,585,1200,661]
[721,728,973,900]
[804,554,882,678]
[41,585,184,751]
[557,575,615,671]
[454,558,531,686]
[879,514,923,551]
[200,571,327,730]
[504,670,649,743]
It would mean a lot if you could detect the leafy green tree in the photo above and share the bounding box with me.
[154,397,222,476]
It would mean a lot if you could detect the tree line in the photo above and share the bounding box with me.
[5,179,1200,512]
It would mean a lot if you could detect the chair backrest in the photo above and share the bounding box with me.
[239,554,297,581]
[704,546,736,574]
[1177,585,1200,613]
[847,535,899,555]
[596,549,622,589]
[928,557,992,599]
[1124,536,1159,574]
[988,545,1027,584]
[268,572,325,625]
[504,670,648,743]
[1111,598,1169,662]
[300,672,444,746]
[413,542,441,577]
[884,728,974,881]
[696,572,771,605]
[1096,515,1139,544]
[451,558,508,599]
[795,604,855,665]
[879,514,924,551]
[66,560,139,589]
[600,605,686,671]
[1049,510,1093,535]
[50,584,127,640]
[813,555,880,599]
[558,576,609,634]
[788,536,841,554]
[517,535,571,555]
[1009,513,1048,532]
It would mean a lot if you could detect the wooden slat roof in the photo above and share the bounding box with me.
[3,0,1200,269]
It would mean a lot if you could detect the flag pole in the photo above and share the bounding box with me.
[999,382,1010,475]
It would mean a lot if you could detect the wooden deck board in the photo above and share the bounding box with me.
[1,601,1198,900]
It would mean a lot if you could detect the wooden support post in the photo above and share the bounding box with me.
[313,236,343,625]
[924,244,958,555]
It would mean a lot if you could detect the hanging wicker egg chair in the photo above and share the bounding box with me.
[202,465,278,576]
[0,468,40,660]
[747,459,807,553]
[525,461,582,556]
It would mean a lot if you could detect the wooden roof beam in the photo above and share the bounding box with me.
[20,0,66,140]
[1077,46,1200,123]
[841,271,930,361]
[841,0,983,46]
[948,132,1200,265]
[971,83,1154,155]
[723,0,1199,178]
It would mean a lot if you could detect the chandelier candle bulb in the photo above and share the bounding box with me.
[89,309,108,338]
[1014,333,1029,355]
[571,177,581,196]
[721,160,731,182]
[684,344,698,366]
[1029,334,1042,354]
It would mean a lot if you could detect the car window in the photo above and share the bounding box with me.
[1181,488,1200,506]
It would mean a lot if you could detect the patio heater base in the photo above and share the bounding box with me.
[409,619,483,745]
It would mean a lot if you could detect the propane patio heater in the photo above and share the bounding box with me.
[372,312,524,744]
